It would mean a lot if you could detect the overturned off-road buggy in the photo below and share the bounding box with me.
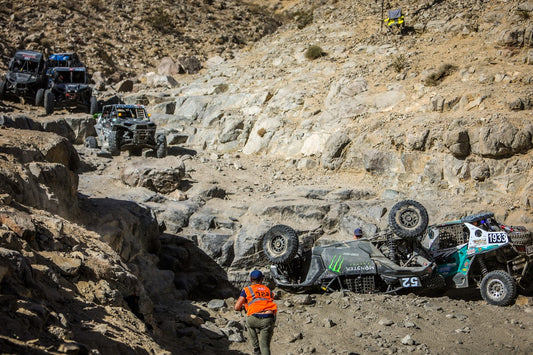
[263,200,533,306]
[263,200,446,295]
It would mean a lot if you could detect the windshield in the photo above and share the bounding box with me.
[48,59,69,68]
[102,106,148,120]
[117,107,148,119]
[55,70,86,84]
[10,58,42,74]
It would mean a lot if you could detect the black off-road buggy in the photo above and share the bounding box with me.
[42,67,98,115]
[263,200,446,294]
[0,50,47,105]
[85,104,167,158]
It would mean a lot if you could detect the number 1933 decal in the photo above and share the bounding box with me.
[487,232,508,244]
[400,277,421,288]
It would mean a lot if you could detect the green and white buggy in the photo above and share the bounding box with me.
[421,213,533,306]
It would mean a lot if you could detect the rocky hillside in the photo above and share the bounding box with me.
[0,0,283,79]
[1,0,533,353]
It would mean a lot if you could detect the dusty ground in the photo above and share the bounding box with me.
[71,130,533,355]
[2,0,533,353]
[3,98,532,354]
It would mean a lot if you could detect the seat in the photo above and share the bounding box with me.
[384,9,404,33]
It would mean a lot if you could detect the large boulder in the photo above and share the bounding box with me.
[321,132,351,170]
[444,129,471,157]
[120,158,186,194]
[471,124,531,158]
[0,129,80,217]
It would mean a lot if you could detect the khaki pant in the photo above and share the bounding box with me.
[246,315,275,355]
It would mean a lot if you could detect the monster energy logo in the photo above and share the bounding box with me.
[329,255,344,273]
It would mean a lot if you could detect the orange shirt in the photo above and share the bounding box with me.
[243,284,277,316]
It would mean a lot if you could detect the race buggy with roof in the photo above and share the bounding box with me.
[85,104,167,158]
[46,52,83,70]
[263,200,446,294]
[0,50,47,105]
[42,67,97,115]
[421,213,533,306]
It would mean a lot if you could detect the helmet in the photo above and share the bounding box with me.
[250,270,264,281]
[354,228,363,236]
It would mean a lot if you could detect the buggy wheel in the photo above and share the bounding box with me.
[35,88,44,106]
[480,270,517,306]
[89,96,98,115]
[44,90,54,115]
[156,134,167,158]
[388,200,428,238]
[108,131,121,156]
[0,81,6,100]
[84,136,98,149]
[262,225,299,264]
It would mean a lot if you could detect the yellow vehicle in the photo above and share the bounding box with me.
[384,9,404,33]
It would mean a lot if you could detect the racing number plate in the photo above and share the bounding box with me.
[487,232,508,244]
[526,244,533,256]
[400,277,422,288]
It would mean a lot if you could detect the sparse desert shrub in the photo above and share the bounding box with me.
[516,9,530,20]
[305,45,324,60]
[292,9,313,29]
[392,54,406,73]
[89,0,104,11]
[147,8,176,34]
[423,63,457,86]
[257,128,267,137]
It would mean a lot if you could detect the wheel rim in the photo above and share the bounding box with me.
[397,208,420,229]
[486,279,506,301]
[270,235,287,256]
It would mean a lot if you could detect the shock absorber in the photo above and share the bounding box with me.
[478,254,488,277]
[387,234,398,264]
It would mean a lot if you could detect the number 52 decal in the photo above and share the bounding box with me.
[400,277,421,288]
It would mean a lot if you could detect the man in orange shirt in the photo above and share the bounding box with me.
[235,270,277,355]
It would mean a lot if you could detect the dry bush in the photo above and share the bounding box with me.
[147,8,177,34]
[392,54,406,73]
[423,63,457,86]
[516,9,530,20]
[305,45,324,60]
[257,127,267,137]
[291,9,314,29]
[89,0,104,11]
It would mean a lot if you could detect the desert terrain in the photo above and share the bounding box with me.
[1,0,533,354]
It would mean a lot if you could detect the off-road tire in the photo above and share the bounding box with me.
[108,131,121,156]
[89,96,98,115]
[0,81,6,100]
[262,225,299,264]
[508,231,532,246]
[84,136,98,149]
[480,270,517,306]
[389,200,429,238]
[35,88,44,106]
[44,90,54,115]
[156,134,167,158]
